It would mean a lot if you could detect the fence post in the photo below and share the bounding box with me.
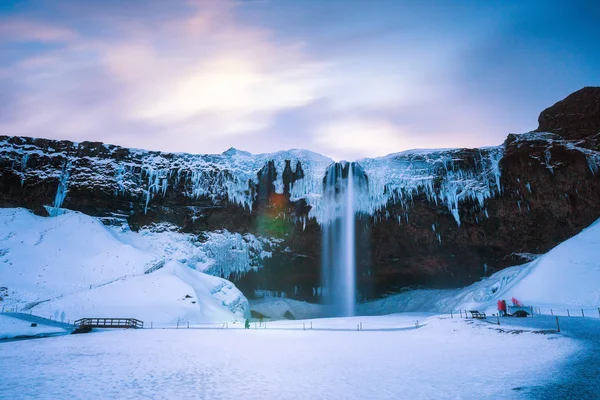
[567,309,570,317]
[187,321,190,328]
[551,309,553,316]
[497,314,500,325]
[581,309,585,318]
[555,316,560,332]
[460,310,463,318]
[357,324,359,331]
[360,322,363,331]
[450,310,453,318]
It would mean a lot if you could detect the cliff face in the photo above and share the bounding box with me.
[1,88,599,301]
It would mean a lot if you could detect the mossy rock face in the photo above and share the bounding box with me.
[283,311,296,320]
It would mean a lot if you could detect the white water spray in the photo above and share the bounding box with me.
[343,163,356,316]
[321,162,363,316]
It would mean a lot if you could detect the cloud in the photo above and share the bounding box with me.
[1,0,548,159]
[0,0,329,151]
[0,20,77,43]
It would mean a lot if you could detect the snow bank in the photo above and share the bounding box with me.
[250,297,326,320]
[0,314,69,340]
[0,208,249,323]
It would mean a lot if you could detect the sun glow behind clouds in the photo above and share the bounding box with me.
[315,119,414,160]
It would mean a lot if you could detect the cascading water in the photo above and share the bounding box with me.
[321,162,367,316]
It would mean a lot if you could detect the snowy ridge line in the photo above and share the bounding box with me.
[0,136,334,217]
[2,136,507,225]
[3,133,598,225]
[511,131,600,175]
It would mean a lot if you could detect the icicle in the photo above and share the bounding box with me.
[51,160,72,217]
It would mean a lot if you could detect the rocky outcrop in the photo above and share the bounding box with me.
[536,87,600,140]
[1,88,599,302]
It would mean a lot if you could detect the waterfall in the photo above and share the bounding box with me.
[321,162,366,316]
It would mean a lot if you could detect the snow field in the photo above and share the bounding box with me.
[0,315,580,400]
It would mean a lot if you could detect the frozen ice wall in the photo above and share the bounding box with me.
[11,136,597,227]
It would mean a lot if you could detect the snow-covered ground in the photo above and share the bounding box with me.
[0,314,583,400]
[0,314,71,340]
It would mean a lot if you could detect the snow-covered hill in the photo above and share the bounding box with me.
[0,208,250,323]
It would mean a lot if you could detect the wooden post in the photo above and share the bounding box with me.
[555,316,560,332]
[497,314,500,325]
[581,309,585,318]
[567,309,570,317]
[360,322,363,331]
[310,321,313,330]
[460,310,463,318]
[450,310,453,318]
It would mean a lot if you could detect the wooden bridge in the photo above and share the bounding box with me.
[74,318,144,329]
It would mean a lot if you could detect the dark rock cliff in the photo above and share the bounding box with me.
[1,87,599,302]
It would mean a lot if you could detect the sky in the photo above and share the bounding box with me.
[0,0,599,161]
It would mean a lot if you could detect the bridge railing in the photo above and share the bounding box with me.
[74,318,144,329]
